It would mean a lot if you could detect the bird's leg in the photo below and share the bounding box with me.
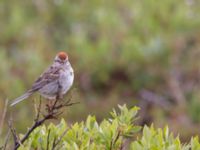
[45,83,63,114]
[56,94,63,101]
[46,100,55,113]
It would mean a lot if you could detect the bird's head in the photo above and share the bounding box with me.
[54,51,68,64]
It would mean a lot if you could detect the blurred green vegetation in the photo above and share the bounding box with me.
[17,105,141,150]
[0,0,200,144]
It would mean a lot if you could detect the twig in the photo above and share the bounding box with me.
[46,129,51,150]
[113,131,121,146]
[53,97,79,110]
[52,129,68,150]
[8,120,19,147]
[0,99,8,136]
[110,130,121,150]
[34,97,42,122]
[3,130,10,150]
[54,101,80,110]
[52,98,59,108]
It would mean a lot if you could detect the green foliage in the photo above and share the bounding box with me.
[131,125,187,150]
[191,137,200,150]
[15,105,200,150]
[131,126,200,150]
[18,105,140,150]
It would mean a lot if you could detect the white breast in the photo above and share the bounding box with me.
[59,64,74,95]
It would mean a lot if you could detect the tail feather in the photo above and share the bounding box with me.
[10,91,33,106]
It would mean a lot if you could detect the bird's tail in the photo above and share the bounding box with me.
[10,91,33,106]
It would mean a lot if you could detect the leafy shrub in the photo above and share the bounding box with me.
[131,125,188,150]
[15,104,200,150]
[18,105,140,150]
[131,126,200,150]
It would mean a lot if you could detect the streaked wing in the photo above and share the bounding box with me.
[31,66,61,91]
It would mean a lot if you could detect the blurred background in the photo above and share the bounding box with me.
[0,0,200,143]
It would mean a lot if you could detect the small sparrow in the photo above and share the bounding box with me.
[10,52,74,106]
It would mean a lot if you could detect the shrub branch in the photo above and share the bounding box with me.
[9,97,79,150]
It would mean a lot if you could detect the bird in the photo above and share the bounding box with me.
[10,51,74,106]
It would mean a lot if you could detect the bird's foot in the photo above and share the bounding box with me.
[45,99,60,113]
[45,100,54,113]
[45,104,52,113]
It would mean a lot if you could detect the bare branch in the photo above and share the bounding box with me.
[0,99,8,136]
[10,97,79,150]
[53,101,80,110]
[8,120,19,147]
[34,97,42,122]
[3,130,10,150]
